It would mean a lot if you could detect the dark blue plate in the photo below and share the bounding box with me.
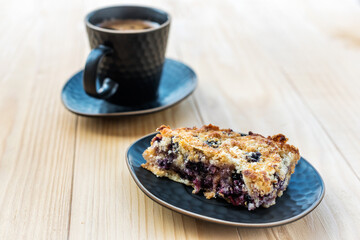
[126,133,325,227]
[61,58,197,116]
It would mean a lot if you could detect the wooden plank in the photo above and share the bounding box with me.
[176,0,360,238]
[68,103,205,239]
[68,0,241,238]
[68,0,360,239]
[247,0,360,176]
[0,0,81,239]
[0,0,359,239]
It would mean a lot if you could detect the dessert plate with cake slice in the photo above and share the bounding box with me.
[126,125,325,227]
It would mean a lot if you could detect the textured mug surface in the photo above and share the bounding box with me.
[126,133,325,227]
[85,6,170,105]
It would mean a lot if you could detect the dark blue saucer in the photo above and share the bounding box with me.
[126,133,325,227]
[61,59,197,116]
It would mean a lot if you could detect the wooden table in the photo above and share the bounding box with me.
[1,0,359,239]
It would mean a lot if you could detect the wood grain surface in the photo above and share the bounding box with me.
[0,0,359,239]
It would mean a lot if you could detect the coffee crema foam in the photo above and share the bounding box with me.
[97,19,160,31]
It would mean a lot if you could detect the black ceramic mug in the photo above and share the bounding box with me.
[84,6,170,105]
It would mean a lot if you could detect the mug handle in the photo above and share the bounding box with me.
[83,45,119,99]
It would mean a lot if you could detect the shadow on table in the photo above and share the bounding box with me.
[74,97,195,137]
[76,113,161,138]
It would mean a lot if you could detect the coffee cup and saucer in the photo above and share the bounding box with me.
[61,5,197,117]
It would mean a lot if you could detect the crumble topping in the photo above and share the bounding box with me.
[142,124,300,210]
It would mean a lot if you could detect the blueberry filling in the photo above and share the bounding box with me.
[185,161,205,172]
[273,174,286,191]
[157,157,174,170]
[204,139,220,148]
[202,175,213,188]
[184,161,205,181]
[232,173,243,180]
[150,134,292,210]
[156,145,255,207]
[171,141,179,153]
[246,152,261,162]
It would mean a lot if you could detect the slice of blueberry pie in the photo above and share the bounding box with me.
[142,124,300,210]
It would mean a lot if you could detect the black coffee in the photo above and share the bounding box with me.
[98,19,160,31]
